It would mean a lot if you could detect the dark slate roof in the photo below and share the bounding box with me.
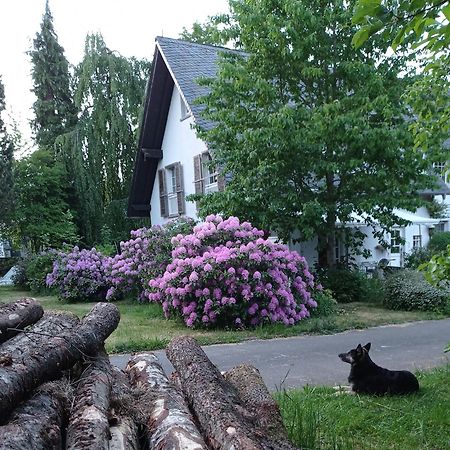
[127,37,243,218]
[418,176,450,196]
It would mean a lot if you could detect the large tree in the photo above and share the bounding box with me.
[0,76,15,234]
[193,0,435,268]
[56,34,150,246]
[28,0,76,150]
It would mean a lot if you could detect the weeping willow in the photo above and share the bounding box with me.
[57,34,150,245]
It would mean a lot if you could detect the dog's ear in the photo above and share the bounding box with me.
[364,342,371,352]
[356,344,363,354]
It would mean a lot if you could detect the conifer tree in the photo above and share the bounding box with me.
[28,0,76,149]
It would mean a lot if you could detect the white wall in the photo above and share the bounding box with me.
[150,86,208,226]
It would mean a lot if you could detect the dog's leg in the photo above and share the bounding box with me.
[333,385,354,395]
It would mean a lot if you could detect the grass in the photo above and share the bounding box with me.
[276,364,450,450]
[1,286,449,354]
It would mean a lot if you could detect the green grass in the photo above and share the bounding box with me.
[276,365,450,450]
[1,286,449,354]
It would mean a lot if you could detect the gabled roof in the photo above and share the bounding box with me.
[127,37,242,217]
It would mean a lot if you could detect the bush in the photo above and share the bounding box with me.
[428,231,450,255]
[0,257,18,277]
[316,266,368,303]
[46,247,109,302]
[104,218,196,301]
[309,290,338,317]
[13,251,59,293]
[146,215,319,328]
[420,244,450,290]
[404,247,433,269]
[383,269,448,312]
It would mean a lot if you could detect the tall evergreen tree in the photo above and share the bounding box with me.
[28,0,76,149]
[0,76,15,234]
[57,34,150,245]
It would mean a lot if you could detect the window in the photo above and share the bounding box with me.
[433,161,449,183]
[413,235,422,249]
[158,163,185,218]
[390,230,401,254]
[202,153,218,193]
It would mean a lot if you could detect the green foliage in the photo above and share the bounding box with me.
[426,199,449,219]
[13,149,79,252]
[13,251,58,293]
[56,34,150,245]
[309,290,338,318]
[428,231,450,255]
[404,246,433,269]
[28,1,76,149]
[194,0,434,268]
[420,244,450,289]
[0,76,15,234]
[384,269,448,311]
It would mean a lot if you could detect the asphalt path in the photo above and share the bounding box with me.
[110,318,450,391]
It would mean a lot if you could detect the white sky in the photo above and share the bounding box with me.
[0,0,229,146]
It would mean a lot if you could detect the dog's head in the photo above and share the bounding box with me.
[338,342,371,365]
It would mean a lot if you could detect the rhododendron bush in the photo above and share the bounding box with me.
[146,215,319,328]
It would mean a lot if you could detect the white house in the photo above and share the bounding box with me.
[128,36,450,269]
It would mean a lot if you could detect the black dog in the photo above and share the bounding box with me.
[338,342,419,395]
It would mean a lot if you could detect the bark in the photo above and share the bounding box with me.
[0,311,79,360]
[166,336,300,450]
[0,302,120,418]
[126,352,207,450]
[0,298,44,344]
[66,348,113,450]
[0,381,69,449]
[224,364,293,446]
[109,366,140,450]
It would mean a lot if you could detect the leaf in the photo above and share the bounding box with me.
[443,3,450,21]
[352,0,382,23]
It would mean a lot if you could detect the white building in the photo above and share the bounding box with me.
[128,37,450,269]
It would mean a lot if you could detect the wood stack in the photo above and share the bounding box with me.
[0,298,299,449]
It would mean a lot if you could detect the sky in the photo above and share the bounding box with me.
[0,0,229,148]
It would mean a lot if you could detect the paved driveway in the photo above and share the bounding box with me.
[110,318,450,391]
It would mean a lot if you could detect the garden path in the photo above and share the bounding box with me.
[110,318,450,391]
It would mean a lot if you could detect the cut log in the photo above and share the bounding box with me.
[224,364,292,444]
[109,366,140,450]
[0,298,44,344]
[0,380,69,449]
[127,352,207,450]
[0,302,120,418]
[166,336,300,450]
[0,311,79,359]
[66,348,113,450]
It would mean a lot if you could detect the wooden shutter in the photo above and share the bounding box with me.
[193,154,204,194]
[158,169,168,217]
[175,162,185,214]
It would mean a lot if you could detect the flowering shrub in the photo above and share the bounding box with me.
[46,247,109,302]
[146,215,319,328]
[104,218,195,301]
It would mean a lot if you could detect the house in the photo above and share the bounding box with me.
[128,36,450,268]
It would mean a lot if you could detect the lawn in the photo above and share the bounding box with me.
[2,286,449,354]
[276,364,450,450]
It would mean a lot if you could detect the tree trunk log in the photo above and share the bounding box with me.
[66,348,113,450]
[0,311,79,359]
[0,381,69,449]
[0,298,44,344]
[0,302,120,418]
[224,364,293,446]
[109,366,140,450]
[126,352,207,450]
[166,336,300,450]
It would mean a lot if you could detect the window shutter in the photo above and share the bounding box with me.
[175,162,185,214]
[193,154,204,194]
[158,169,168,217]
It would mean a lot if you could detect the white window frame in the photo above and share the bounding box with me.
[413,235,422,249]
[202,153,218,193]
[390,229,401,254]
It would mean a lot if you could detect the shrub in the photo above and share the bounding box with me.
[316,266,367,303]
[13,251,59,293]
[46,247,109,302]
[104,218,195,301]
[404,247,433,269]
[146,215,319,328]
[428,232,450,255]
[383,269,448,312]
[309,289,338,317]
[420,244,450,290]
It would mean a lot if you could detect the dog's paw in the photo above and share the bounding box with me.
[333,385,354,396]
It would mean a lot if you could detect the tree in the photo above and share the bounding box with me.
[0,76,15,234]
[56,34,150,246]
[193,0,435,268]
[28,0,76,150]
[14,149,78,252]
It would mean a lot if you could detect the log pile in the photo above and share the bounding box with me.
[0,298,299,449]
